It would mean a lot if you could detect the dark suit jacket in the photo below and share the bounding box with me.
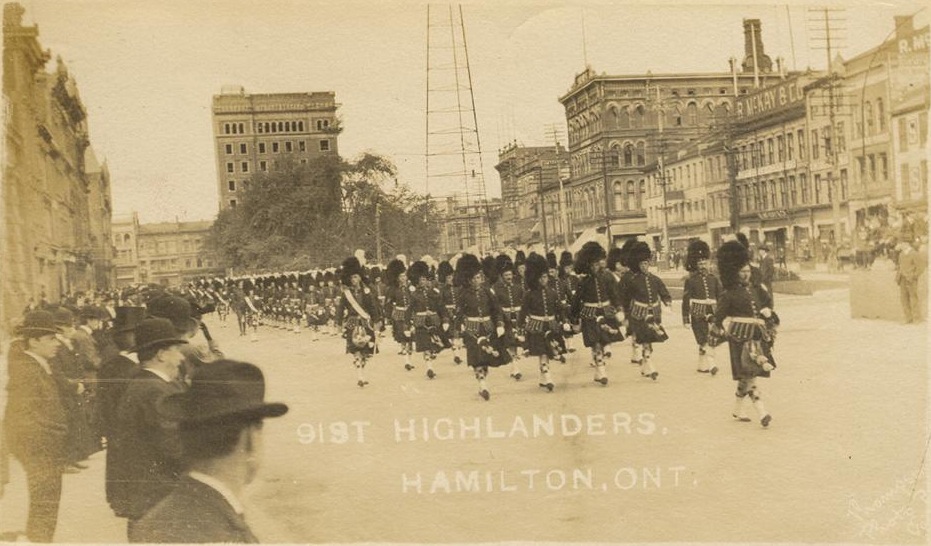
[130,476,258,543]
[3,345,69,465]
[108,368,184,519]
[759,255,775,288]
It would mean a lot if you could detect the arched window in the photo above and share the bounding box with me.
[636,142,646,166]
[632,105,644,129]
[626,181,636,211]
[876,98,885,131]
[608,106,619,129]
[619,107,630,129]
[624,144,633,167]
[123,233,131,243]
[639,180,646,210]
[686,102,699,126]
[865,102,874,134]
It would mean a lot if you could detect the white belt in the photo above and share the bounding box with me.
[690,298,716,305]
[583,301,610,308]
[529,314,555,321]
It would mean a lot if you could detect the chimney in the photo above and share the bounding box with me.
[741,19,773,75]
[894,15,914,40]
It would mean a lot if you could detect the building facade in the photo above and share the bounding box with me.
[136,220,222,287]
[112,213,140,287]
[494,143,570,248]
[558,20,785,249]
[212,86,341,211]
[2,3,114,328]
[434,195,502,256]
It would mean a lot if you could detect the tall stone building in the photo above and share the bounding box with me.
[211,86,341,211]
[2,3,113,328]
[558,19,786,248]
[494,143,570,248]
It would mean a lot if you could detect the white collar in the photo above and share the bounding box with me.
[79,325,94,335]
[188,471,245,515]
[55,334,73,350]
[120,350,139,364]
[143,366,173,383]
[23,350,52,375]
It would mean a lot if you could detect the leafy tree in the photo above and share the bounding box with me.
[207,153,441,272]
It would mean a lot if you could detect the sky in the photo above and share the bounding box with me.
[17,0,928,223]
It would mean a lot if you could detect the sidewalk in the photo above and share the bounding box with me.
[0,450,126,542]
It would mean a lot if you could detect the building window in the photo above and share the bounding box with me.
[241,161,249,173]
[797,130,806,160]
[228,180,236,192]
[865,102,874,134]
[224,123,230,135]
[686,103,698,126]
[814,174,822,203]
[627,181,637,211]
[876,98,885,131]
[811,130,820,160]
[613,181,624,211]
[777,135,785,162]
[800,174,809,204]
[299,140,306,152]
[285,141,293,153]
[229,199,237,208]
[226,162,234,173]
[285,121,291,132]
[271,122,277,133]
[258,142,266,154]
[840,169,848,200]
[260,160,267,172]
[636,142,645,166]
[868,154,876,181]
[836,122,846,153]
[789,176,797,205]
[623,144,633,167]
[787,133,795,160]
[240,143,247,154]
[316,119,330,130]
[277,122,284,132]
[185,259,191,268]
[225,144,233,155]
[257,123,264,134]
[272,142,279,153]
[300,159,307,165]
[767,138,774,165]
[320,139,331,151]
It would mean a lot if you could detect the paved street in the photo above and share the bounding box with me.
[1,286,927,543]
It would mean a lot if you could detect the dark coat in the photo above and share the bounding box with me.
[108,368,184,519]
[714,283,776,380]
[129,476,258,543]
[3,344,69,465]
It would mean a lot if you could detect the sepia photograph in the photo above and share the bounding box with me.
[0,0,928,543]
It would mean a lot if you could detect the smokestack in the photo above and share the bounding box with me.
[741,19,773,75]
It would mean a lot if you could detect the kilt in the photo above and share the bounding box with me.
[462,317,511,368]
[689,317,711,346]
[343,317,377,356]
[413,313,446,353]
[727,339,775,380]
[524,316,564,358]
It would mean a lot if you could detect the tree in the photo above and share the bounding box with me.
[207,153,441,272]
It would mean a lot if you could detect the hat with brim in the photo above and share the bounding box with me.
[18,310,60,337]
[133,318,189,352]
[158,359,289,424]
[147,295,198,332]
[113,306,146,333]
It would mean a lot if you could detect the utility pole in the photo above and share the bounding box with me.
[545,123,571,248]
[809,7,847,255]
[538,166,549,250]
[375,201,382,263]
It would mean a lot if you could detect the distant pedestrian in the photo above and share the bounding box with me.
[758,244,775,296]
[895,242,924,324]
[130,360,288,543]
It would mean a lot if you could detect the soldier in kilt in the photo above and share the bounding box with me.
[569,242,625,386]
[682,240,722,375]
[714,240,777,428]
[521,253,565,392]
[619,242,671,381]
[612,239,642,365]
[385,259,415,371]
[406,261,448,379]
[455,254,511,401]
[336,257,383,388]
[544,252,570,362]
[491,254,525,381]
[558,251,579,352]
[437,260,463,365]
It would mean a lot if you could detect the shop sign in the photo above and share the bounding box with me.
[758,209,788,220]
[735,77,806,121]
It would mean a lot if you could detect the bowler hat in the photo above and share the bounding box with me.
[158,360,289,424]
[18,310,59,337]
[113,306,146,333]
[134,318,189,352]
[147,295,197,332]
[52,307,75,328]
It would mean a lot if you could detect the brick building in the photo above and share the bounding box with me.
[212,86,341,211]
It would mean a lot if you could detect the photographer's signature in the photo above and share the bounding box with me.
[847,476,926,540]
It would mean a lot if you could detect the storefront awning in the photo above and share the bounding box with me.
[569,227,608,254]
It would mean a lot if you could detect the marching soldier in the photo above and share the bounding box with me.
[455,253,510,400]
[521,253,565,392]
[682,240,722,375]
[569,242,624,386]
[437,260,463,365]
[406,261,448,379]
[618,242,671,381]
[336,257,382,387]
[714,241,777,428]
[385,259,415,371]
[491,253,525,381]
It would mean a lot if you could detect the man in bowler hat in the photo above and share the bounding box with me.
[130,360,288,543]
[3,311,69,542]
[107,318,188,539]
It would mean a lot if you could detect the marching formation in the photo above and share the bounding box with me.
[187,239,780,426]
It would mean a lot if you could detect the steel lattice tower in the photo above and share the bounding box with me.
[425,4,493,253]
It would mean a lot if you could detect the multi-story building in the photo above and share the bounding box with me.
[434,195,502,256]
[136,220,223,287]
[494,143,570,248]
[112,213,140,287]
[85,147,115,288]
[212,86,341,211]
[559,19,786,249]
[2,3,113,327]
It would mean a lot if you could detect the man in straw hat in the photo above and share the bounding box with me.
[130,360,288,543]
[108,318,188,538]
[3,310,69,542]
